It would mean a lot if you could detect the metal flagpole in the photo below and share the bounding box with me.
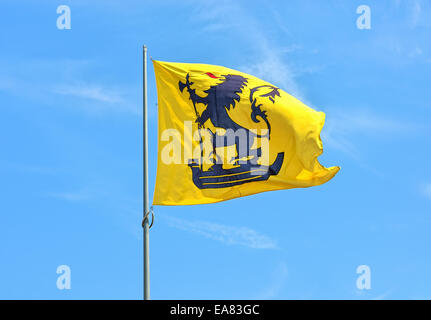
[142,45,150,300]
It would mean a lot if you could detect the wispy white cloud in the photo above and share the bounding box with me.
[411,0,422,27]
[257,262,288,299]
[355,289,392,300]
[241,50,304,101]
[0,77,16,91]
[422,183,431,199]
[46,191,90,201]
[54,84,124,104]
[52,83,142,115]
[408,47,423,58]
[163,215,278,249]
[241,32,305,101]
[330,110,418,134]
[44,184,105,202]
[0,59,140,116]
[372,290,392,300]
[269,7,291,37]
[1,162,59,175]
[53,83,141,115]
[322,108,422,158]
[193,1,306,101]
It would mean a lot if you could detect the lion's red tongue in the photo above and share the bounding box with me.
[205,72,219,79]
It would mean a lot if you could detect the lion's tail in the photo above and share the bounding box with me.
[250,104,271,139]
[253,116,271,139]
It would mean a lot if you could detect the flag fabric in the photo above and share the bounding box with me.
[152,60,339,205]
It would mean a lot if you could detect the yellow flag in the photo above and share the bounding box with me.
[152,60,339,205]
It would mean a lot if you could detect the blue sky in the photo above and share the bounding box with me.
[1,0,430,299]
